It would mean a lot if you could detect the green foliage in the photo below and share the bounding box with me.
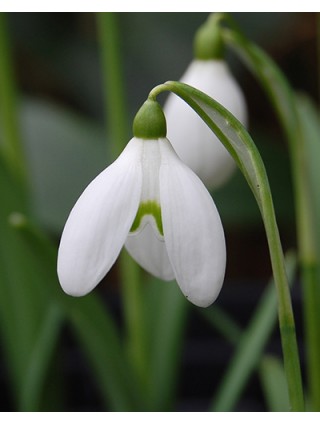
[259,355,290,412]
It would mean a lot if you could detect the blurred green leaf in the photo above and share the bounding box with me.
[0,148,140,410]
[293,93,320,410]
[294,94,320,257]
[12,215,144,411]
[19,97,110,233]
[201,304,241,346]
[0,154,61,409]
[144,277,188,411]
[0,13,26,182]
[259,355,290,411]
[222,26,297,143]
[19,303,63,411]
[211,251,297,411]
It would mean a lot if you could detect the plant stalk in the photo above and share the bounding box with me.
[149,81,305,411]
[0,12,27,183]
[220,25,319,410]
[96,12,148,392]
[261,181,304,411]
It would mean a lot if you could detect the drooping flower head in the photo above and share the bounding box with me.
[57,99,226,308]
[164,13,248,189]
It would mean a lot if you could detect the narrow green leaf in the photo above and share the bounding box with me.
[0,13,26,181]
[201,304,241,346]
[67,294,144,411]
[0,15,63,408]
[0,155,48,402]
[211,251,297,412]
[294,94,320,258]
[19,303,63,411]
[259,355,290,412]
[293,94,320,411]
[12,215,142,411]
[221,27,297,145]
[145,277,188,411]
[220,26,318,411]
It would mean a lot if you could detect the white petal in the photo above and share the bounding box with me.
[125,139,175,280]
[164,59,247,189]
[125,217,175,281]
[159,138,226,307]
[57,138,142,296]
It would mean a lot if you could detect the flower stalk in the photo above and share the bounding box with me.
[149,80,304,411]
[218,22,317,410]
[96,12,148,389]
[0,13,27,184]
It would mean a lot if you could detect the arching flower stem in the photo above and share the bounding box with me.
[150,81,304,411]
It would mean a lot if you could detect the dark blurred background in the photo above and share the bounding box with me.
[1,12,318,411]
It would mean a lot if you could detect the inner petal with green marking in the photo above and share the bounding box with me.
[130,200,163,237]
[129,139,164,239]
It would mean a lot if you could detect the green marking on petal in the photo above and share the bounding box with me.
[130,201,163,236]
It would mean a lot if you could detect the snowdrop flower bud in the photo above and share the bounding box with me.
[57,99,226,308]
[164,14,248,190]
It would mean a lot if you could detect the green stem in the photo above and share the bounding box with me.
[261,177,304,411]
[119,250,148,391]
[297,15,320,410]
[317,13,320,104]
[220,25,318,410]
[0,12,27,183]
[149,81,304,411]
[96,12,129,157]
[301,263,320,410]
[96,12,148,393]
[292,130,320,411]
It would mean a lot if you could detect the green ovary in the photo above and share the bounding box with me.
[130,201,163,236]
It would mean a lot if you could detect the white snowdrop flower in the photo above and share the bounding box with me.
[57,99,226,308]
[164,15,248,189]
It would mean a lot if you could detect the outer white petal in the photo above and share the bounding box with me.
[57,138,142,296]
[159,138,226,308]
[125,219,175,281]
[164,59,248,189]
